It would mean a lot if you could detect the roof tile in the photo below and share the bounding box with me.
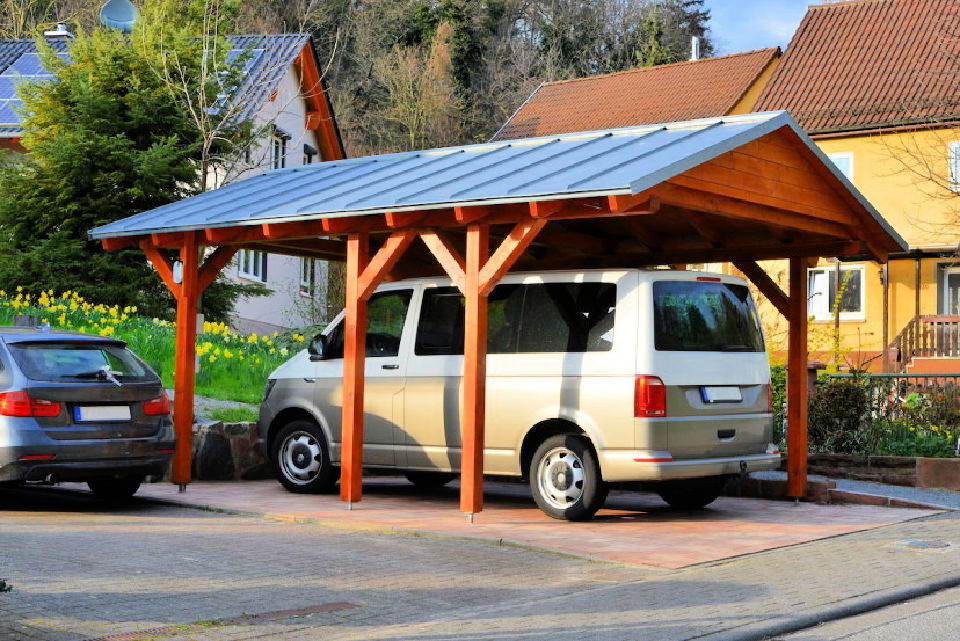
[755,0,960,133]
[492,48,780,141]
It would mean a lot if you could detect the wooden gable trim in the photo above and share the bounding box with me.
[293,44,344,161]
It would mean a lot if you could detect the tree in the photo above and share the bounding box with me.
[0,2,261,320]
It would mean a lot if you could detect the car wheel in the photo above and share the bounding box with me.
[404,471,456,489]
[529,434,607,521]
[87,475,143,501]
[272,420,338,494]
[656,476,725,510]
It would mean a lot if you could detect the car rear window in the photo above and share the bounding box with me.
[7,342,155,382]
[653,281,764,352]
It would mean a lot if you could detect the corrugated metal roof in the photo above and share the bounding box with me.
[89,111,905,250]
[492,48,781,141]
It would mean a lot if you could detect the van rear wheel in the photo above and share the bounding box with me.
[272,420,338,494]
[656,477,725,509]
[529,435,607,521]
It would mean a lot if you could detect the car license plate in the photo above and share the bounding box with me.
[700,386,742,403]
[74,405,131,422]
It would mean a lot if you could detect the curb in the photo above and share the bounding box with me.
[693,573,960,641]
[828,489,948,511]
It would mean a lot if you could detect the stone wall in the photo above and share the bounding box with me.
[191,421,271,481]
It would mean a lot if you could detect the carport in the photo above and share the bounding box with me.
[89,111,906,517]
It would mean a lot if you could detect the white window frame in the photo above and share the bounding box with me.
[299,257,316,297]
[808,264,866,322]
[826,152,854,183]
[271,127,289,170]
[238,249,267,282]
[303,144,317,165]
[948,142,960,192]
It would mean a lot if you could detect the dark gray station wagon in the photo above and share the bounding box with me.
[0,328,174,499]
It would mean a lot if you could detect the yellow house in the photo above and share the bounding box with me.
[753,0,960,372]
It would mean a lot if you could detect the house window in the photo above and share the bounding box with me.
[948,142,960,191]
[827,152,854,182]
[300,257,316,296]
[238,249,268,282]
[271,127,289,169]
[808,264,865,321]
[303,144,317,165]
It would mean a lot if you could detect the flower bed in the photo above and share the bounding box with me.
[0,289,309,403]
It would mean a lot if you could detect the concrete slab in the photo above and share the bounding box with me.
[99,478,942,570]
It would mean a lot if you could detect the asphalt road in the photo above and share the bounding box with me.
[2,484,959,641]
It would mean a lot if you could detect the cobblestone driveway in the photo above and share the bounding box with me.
[2,486,958,641]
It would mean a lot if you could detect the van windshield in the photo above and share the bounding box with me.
[653,281,764,352]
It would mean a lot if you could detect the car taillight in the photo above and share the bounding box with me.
[634,376,666,417]
[143,392,171,416]
[0,391,62,417]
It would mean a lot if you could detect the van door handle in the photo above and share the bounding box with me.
[718,429,735,439]
[381,364,399,370]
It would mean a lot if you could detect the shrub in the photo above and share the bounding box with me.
[808,377,870,454]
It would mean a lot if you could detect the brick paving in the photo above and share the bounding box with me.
[130,477,937,569]
[1,482,957,641]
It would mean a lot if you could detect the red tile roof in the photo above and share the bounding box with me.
[755,0,960,134]
[491,48,780,141]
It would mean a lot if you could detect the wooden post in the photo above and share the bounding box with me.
[340,232,369,505]
[461,224,489,516]
[171,232,201,488]
[787,256,809,499]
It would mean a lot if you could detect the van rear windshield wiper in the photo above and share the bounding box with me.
[714,343,753,352]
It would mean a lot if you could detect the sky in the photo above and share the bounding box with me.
[703,0,812,55]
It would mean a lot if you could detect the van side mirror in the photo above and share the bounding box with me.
[308,334,328,361]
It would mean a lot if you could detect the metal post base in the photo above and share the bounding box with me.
[178,483,187,493]
[346,502,355,511]
[793,497,800,507]
[466,512,475,524]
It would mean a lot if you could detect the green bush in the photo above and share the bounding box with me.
[807,377,871,454]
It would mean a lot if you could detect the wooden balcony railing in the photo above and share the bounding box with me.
[891,315,960,370]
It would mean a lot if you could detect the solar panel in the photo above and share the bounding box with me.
[0,52,66,126]
[226,48,265,76]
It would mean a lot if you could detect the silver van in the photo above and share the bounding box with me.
[258,269,780,520]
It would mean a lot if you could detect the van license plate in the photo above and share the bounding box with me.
[74,406,131,422]
[701,387,742,403]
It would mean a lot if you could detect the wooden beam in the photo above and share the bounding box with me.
[198,246,239,292]
[454,205,493,224]
[101,236,137,251]
[322,215,389,234]
[461,223,489,516]
[733,260,790,317]
[204,226,257,244]
[261,220,326,240]
[680,210,725,247]
[150,231,185,248]
[479,219,547,296]
[419,230,466,293]
[171,231,201,487]
[529,200,567,219]
[340,232,369,505]
[638,240,862,265]
[607,193,661,214]
[356,230,417,300]
[623,218,660,251]
[653,183,854,239]
[140,241,180,298]
[787,256,809,499]
[385,210,427,228]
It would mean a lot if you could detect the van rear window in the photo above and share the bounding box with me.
[653,281,764,352]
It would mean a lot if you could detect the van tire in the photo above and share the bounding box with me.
[87,475,142,501]
[272,420,338,494]
[529,435,607,521]
[656,477,725,510]
[404,471,456,488]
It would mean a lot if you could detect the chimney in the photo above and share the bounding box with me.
[690,36,701,61]
[43,22,74,38]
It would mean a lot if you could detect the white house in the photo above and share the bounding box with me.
[0,31,346,334]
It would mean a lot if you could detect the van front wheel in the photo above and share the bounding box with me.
[530,435,607,521]
[272,420,338,494]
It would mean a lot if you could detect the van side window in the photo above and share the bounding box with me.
[415,283,616,355]
[325,289,413,359]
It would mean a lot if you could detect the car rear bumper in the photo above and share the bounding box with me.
[600,450,781,482]
[0,442,174,482]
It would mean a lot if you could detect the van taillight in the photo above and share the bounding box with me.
[143,391,171,416]
[0,391,61,417]
[767,385,773,413]
[634,376,666,417]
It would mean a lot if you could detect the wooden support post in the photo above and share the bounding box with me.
[171,232,201,488]
[787,256,809,499]
[461,224,489,516]
[340,233,370,505]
